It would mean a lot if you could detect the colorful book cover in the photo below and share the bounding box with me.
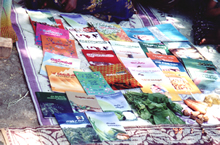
[92,22,132,42]
[66,91,102,113]
[163,41,206,60]
[110,40,147,58]
[35,23,69,46]
[54,113,101,144]
[85,112,129,141]
[148,23,188,42]
[119,57,157,68]
[182,58,216,71]
[72,32,103,41]
[128,67,182,101]
[40,52,80,76]
[89,63,143,90]
[46,65,85,93]
[74,71,115,95]
[122,27,160,43]
[55,19,65,29]
[41,35,78,58]
[35,92,73,118]
[139,42,172,55]
[79,40,113,50]
[95,92,137,121]
[27,10,57,33]
[147,53,186,72]
[82,50,121,66]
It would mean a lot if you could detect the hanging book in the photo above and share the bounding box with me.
[35,92,73,118]
[40,52,80,76]
[66,91,102,113]
[74,71,115,95]
[54,112,101,144]
[95,92,137,121]
[85,112,130,141]
[41,35,78,58]
[82,50,121,66]
[46,65,85,93]
[35,23,69,46]
[90,63,143,90]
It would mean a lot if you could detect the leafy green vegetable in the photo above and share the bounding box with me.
[124,92,185,125]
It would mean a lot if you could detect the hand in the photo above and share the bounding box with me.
[60,0,77,12]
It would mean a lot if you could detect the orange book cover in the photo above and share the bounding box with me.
[41,35,78,59]
[46,65,85,93]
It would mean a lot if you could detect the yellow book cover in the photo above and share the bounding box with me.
[128,67,182,101]
[45,65,85,93]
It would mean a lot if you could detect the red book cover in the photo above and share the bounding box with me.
[82,50,121,66]
[55,19,65,29]
[147,53,179,62]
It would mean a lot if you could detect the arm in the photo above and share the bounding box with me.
[206,0,220,17]
[60,0,78,12]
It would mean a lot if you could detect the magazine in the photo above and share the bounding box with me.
[119,57,157,68]
[95,92,137,121]
[55,19,65,29]
[110,40,147,58]
[92,22,132,42]
[54,112,101,144]
[74,71,115,95]
[35,23,69,46]
[66,91,102,113]
[147,53,186,72]
[163,41,206,60]
[139,42,172,55]
[128,67,182,101]
[35,92,73,118]
[85,112,130,141]
[148,23,188,42]
[40,52,80,76]
[41,35,78,58]
[122,27,160,43]
[78,40,113,50]
[45,65,85,93]
[71,32,104,41]
[82,50,121,66]
[89,63,143,90]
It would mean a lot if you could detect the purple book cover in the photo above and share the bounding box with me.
[35,23,69,46]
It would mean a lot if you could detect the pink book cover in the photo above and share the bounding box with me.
[35,23,69,46]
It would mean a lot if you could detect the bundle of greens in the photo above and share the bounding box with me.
[124,92,185,125]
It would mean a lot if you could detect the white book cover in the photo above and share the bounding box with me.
[78,40,113,50]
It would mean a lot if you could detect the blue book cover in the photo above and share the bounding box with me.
[35,92,73,118]
[54,112,101,144]
[95,92,137,121]
[122,27,161,43]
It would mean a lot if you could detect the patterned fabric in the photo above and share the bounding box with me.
[0,0,17,43]
[2,124,220,145]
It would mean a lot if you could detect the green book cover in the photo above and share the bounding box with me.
[139,42,172,55]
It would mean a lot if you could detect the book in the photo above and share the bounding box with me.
[82,50,121,66]
[110,40,147,58]
[95,92,137,121]
[89,63,143,90]
[122,27,160,43]
[85,112,130,141]
[74,71,115,95]
[27,9,58,33]
[55,19,65,29]
[41,35,78,58]
[78,40,113,50]
[139,42,172,55]
[54,112,101,144]
[35,92,73,118]
[35,23,69,46]
[119,57,157,68]
[148,23,188,42]
[72,32,104,41]
[163,41,206,60]
[92,22,132,42]
[45,65,85,93]
[128,67,182,101]
[40,52,80,76]
[147,53,186,72]
[66,91,102,113]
